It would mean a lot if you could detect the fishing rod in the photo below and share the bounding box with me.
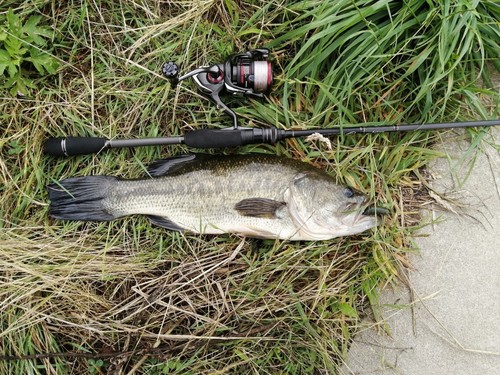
[43,48,499,157]
[43,120,500,156]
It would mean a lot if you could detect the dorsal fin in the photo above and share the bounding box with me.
[146,154,198,177]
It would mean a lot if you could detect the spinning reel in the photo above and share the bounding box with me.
[162,48,273,128]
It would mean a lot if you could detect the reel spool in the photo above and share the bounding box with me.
[226,49,273,94]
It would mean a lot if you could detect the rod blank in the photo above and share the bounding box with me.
[285,119,500,138]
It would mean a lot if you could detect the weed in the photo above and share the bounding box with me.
[0,8,58,95]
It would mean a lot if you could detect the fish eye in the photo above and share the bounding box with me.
[343,188,355,198]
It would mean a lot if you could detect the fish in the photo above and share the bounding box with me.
[47,154,385,241]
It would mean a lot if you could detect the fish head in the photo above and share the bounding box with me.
[286,171,379,240]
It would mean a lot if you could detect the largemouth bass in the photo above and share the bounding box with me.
[48,154,383,240]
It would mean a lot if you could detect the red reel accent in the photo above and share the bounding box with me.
[207,70,224,84]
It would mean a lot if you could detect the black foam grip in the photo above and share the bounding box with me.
[44,137,109,156]
[183,129,246,148]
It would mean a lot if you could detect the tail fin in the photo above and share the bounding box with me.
[48,176,117,221]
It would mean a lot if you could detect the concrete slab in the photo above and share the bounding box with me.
[342,129,500,375]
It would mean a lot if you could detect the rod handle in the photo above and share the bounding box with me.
[183,127,284,149]
[43,137,109,156]
[184,129,247,148]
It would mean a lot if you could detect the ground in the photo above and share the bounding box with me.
[342,129,500,374]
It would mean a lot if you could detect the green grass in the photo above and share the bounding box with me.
[0,0,498,374]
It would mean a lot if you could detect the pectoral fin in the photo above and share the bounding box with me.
[234,198,286,219]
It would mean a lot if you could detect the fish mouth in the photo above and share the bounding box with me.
[346,199,389,220]
[348,202,389,230]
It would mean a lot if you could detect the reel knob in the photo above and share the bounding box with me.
[162,61,179,86]
[162,61,178,78]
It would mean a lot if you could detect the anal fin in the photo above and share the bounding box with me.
[148,215,184,231]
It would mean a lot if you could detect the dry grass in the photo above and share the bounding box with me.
[0,226,395,373]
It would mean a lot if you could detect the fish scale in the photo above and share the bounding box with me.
[105,166,293,235]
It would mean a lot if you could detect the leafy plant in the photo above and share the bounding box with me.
[0,9,58,95]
